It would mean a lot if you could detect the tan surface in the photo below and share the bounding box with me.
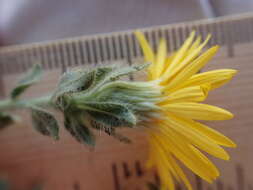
[0,43,252,190]
[1,13,253,190]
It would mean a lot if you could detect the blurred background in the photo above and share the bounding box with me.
[1,0,253,46]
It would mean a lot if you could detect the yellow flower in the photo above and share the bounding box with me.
[135,31,237,190]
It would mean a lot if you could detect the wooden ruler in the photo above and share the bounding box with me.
[0,13,253,190]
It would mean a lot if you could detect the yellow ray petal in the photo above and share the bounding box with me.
[163,102,233,120]
[163,45,219,91]
[164,31,195,73]
[210,76,235,89]
[201,84,211,96]
[163,114,230,160]
[153,128,219,179]
[156,165,175,190]
[152,140,181,182]
[149,139,185,185]
[162,37,200,77]
[148,142,175,190]
[154,38,167,79]
[186,36,201,56]
[162,34,211,84]
[135,31,156,79]
[151,131,215,182]
[189,145,220,178]
[170,114,236,147]
[166,153,193,190]
[174,69,237,91]
[162,53,175,75]
[160,85,208,104]
[151,138,193,190]
[152,147,175,190]
[135,31,155,63]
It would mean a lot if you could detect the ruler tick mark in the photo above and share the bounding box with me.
[112,163,121,190]
[135,161,143,177]
[236,164,245,190]
[78,41,85,65]
[123,162,131,178]
[72,41,79,66]
[85,40,91,64]
[73,181,80,190]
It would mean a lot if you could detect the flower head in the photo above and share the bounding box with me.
[0,29,237,190]
[50,31,236,190]
[135,31,237,190]
[48,30,236,190]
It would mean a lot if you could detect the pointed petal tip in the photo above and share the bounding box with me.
[160,38,166,43]
[190,30,196,36]
[222,153,230,161]
[211,174,220,182]
[213,45,220,51]
[209,173,220,182]
[134,30,142,35]
[232,143,237,148]
[220,109,234,120]
[206,33,212,38]
[222,137,237,148]
[231,69,238,76]
[230,141,237,148]
[221,69,238,75]
[228,112,234,120]
[205,33,212,42]
[224,69,238,77]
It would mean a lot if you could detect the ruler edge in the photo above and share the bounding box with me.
[1,12,253,53]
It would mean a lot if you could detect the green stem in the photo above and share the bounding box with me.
[0,95,52,112]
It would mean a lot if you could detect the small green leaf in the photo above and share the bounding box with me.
[53,69,93,98]
[31,108,59,140]
[11,64,43,99]
[88,63,149,93]
[64,115,95,146]
[0,112,15,130]
[54,65,115,99]
[78,102,137,127]
[53,64,149,109]
[54,64,115,95]
[88,65,116,89]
